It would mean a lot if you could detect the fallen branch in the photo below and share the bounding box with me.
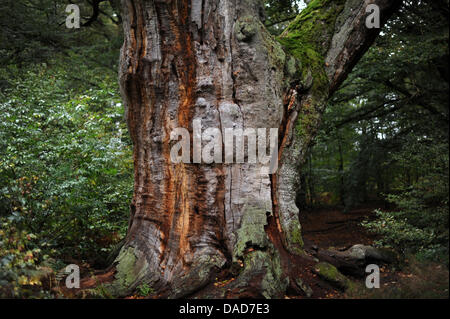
[314,244,399,277]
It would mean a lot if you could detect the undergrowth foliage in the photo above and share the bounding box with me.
[362,140,449,264]
[0,64,133,297]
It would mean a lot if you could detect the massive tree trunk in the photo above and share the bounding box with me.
[108,0,401,298]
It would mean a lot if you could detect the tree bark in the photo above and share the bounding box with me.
[108,0,401,298]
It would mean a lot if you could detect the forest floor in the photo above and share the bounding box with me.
[297,205,383,299]
[192,205,419,299]
[295,205,449,299]
[60,205,448,299]
[123,206,383,299]
[300,205,379,249]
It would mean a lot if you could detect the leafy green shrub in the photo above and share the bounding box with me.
[0,219,54,298]
[362,140,449,263]
[0,65,133,265]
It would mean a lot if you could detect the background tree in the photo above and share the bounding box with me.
[303,0,448,263]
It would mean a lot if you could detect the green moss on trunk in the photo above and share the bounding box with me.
[276,0,346,94]
[104,246,149,296]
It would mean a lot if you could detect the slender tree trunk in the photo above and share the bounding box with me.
[308,151,315,206]
[108,0,401,298]
[337,134,345,206]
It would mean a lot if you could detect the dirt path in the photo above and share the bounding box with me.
[292,206,381,299]
[300,206,379,250]
[298,206,448,299]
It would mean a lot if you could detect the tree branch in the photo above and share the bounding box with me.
[333,98,405,130]
[82,0,106,27]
